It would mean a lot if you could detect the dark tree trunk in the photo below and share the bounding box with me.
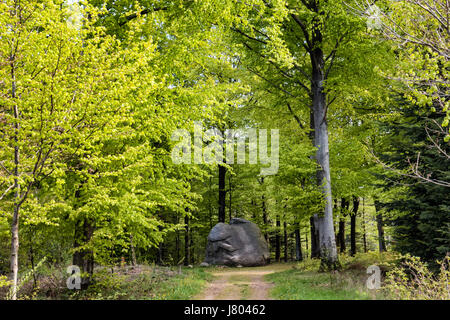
[275,215,281,262]
[305,227,309,259]
[337,198,349,253]
[338,218,346,253]
[175,229,180,264]
[73,217,94,290]
[29,238,37,289]
[283,221,288,262]
[362,198,367,253]
[350,215,356,256]
[184,215,190,266]
[229,174,232,221]
[190,225,194,264]
[333,199,338,235]
[262,194,269,243]
[350,196,359,256]
[157,242,164,264]
[374,199,387,252]
[295,222,303,261]
[310,216,320,258]
[218,164,227,223]
[208,177,213,229]
[251,199,256,220]
[130,234,137,266]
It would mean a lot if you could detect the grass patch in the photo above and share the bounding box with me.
[266,254,400,300]
[238,284,250,300]
[266,252,403,300]
[226,274,251,300]
[147,267,213,300]
[266,269,374,300]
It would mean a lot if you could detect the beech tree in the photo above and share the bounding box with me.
[0,0,245,294]
[226,0,391,270]
[0,0,142,297]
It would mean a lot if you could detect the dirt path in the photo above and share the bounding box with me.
[194,264,292,300]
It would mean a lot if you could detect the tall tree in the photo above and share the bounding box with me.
[229,0,391,269]
[0,0,144,297]
[218,164,227,223]
[374,198,387,253]
[350,196,359,256]
[294,222,303,261]
[275,215,281,262]
[337,198,349,253]
[184,215,190,266]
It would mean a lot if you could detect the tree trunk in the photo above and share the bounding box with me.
[295,222,303,261]
[374,199,387,252]
[333,199,338,237]
[9,61,20,300]
[283,221,288,262]
[338,218,346,253]
[29,238,37,289]
[190,224,194,264]
[275,215,281,262]
[229,174,232,221]
[262,193,269,243]
[73,217,94,290]
[362,198,367,253]
[10,204,20,300]
[218,164,226,223]
[157,242,163,264]
[308,108,319,260]
[350,196,359,256]
[184,215,190,266]
[251,199,256,220]
[175,228,180,264]
[130,234,137,267]
[337,198,349,253]
[310,216,320,258]
[310,26,339,270]
[208,177,213,229]
[305,227,309,259]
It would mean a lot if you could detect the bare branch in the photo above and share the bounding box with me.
[425,122,450,159]
[0,161,12,176]
[367,146,450,187]
[0,184,14,200]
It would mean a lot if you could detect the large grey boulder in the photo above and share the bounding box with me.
[204,218,269,267]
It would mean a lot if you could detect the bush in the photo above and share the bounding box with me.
[384,255,450,300]
[293,258,321,272]
[340,251,402,274]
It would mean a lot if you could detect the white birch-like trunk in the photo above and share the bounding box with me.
[10,62,20,300]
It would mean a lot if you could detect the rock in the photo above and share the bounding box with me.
[199,262,209,267]
[204,218,269,267]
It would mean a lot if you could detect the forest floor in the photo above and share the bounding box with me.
[4,253,398,300]
[193,263,294,300]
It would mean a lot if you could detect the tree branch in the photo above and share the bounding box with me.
[0,161,12,176]
[119,7,168,26]
[0,184,14,200]
[231,27,267,44]
[287,103,305,129]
